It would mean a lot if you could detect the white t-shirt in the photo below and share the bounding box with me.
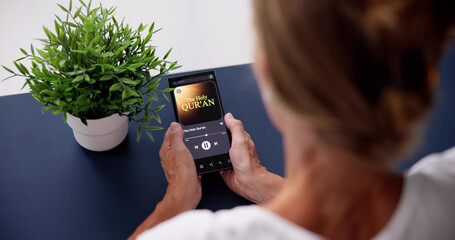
[138,147,455,240]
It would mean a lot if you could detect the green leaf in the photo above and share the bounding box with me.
[22,65,31,75]
[161,88,173,92]
[150,60,162,69]
[109,83,122,92]
[123,99,139,105]
[146,77,161,87]
[163,48,172,60]
[59,59,66,67]
[78,0,87,8]
[147,126,163,131]
[143,31,153,44]
[153,112,161,124]
[30,44,35,55]
[100,75,114,81]
[100,52,114,57]
[68,69,85,76]
[43,106,60,113]
[161,92,170,102]
[32,56,43,64]
[54,20,61,36]
[2,66,15,74]
[106,105,119,110]
[153,28,163,34]
[71,50,87,54]
[72,75,84,83]
[40,89,62,98]
[52,108,64,115]
[145,98,153,109]
[20,48,28,56]
[64,22,78,28]
[79,104,91,112]
[149,22,155,33]
[122,89,140,99]
[129,62,145,69]
[74,7,82,18]
[137,125,142,142]
[138,23,146,32]
[120,78,138,86]
[141,48,152,57]
[57,4,69,13]
[33,94,46,104]
[153,104,165,112]
[146,84,159,94]
[21,80,28,90]
[1,75,16,82]
[78,14,87,22]
[14,63,25,75]
[16,63,29,75]
[137,117,148,123]
[131,38,140,50]
[145,129,155,141]
[171,65,182,70]
[108,6,117,15]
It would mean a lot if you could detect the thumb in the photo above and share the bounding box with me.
[225,113,247,146]
[224,113,249,158]
[169,122,187,151]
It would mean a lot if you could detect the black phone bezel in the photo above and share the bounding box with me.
[168,71,232,175]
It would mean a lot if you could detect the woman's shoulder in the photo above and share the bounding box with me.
[138,205,323,240]
[407,146,455,187]
[404,146,455,219]
[374,146,455,240]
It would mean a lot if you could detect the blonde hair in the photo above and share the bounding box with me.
[253,0,455,161]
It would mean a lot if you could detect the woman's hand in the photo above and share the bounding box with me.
[220,113,285,204]
[129,122,201,240]
[159,122,202,210]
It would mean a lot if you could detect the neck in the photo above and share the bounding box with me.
[265,125,403,240]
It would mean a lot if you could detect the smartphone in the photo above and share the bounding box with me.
[168,71,232,174]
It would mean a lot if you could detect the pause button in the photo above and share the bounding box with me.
[201,141,211,150]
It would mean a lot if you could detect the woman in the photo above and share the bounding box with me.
[130,0,455,239]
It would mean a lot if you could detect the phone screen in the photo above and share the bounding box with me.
[169,71,232,174]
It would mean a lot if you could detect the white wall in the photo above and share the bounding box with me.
[0,0,254,96]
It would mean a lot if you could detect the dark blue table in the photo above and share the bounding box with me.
[0,64,283,240]
[1,57,454,239]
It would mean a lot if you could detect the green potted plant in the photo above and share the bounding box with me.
[2,0,180,151]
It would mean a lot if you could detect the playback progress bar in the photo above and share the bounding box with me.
[184,131,226,142]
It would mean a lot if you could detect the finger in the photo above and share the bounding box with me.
[225,113,249,150]
[225,113,245,138]
[159,127,171,158]
[169,122,189,153]
[162,126,171,147]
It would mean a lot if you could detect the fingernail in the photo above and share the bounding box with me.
[170,122,179,132]
[226,112,234,119]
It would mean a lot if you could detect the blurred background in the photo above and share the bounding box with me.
[0,0,254,96]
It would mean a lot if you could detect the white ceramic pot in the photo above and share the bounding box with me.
[66,113,129,152]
